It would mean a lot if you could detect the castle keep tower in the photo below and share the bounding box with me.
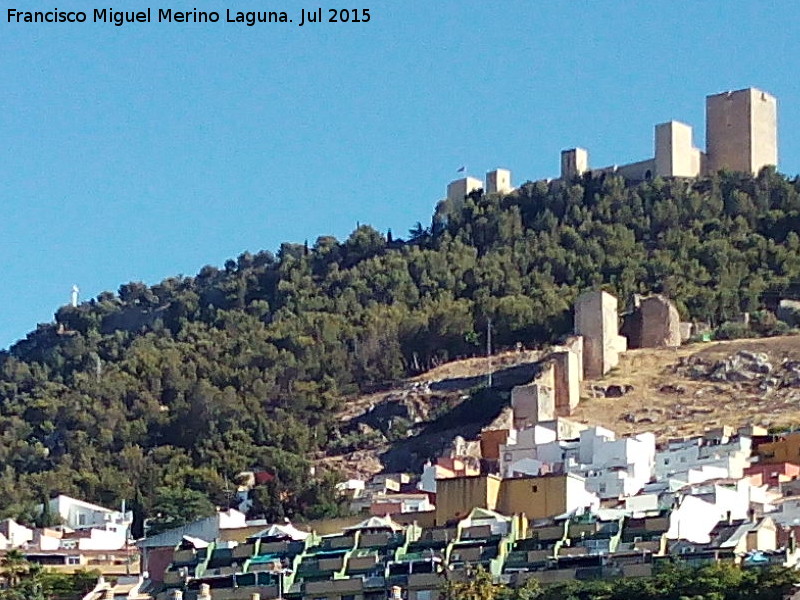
[705,88,777,175]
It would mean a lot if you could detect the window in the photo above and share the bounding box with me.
[664,459,670,465]
[504,453,512,461]
[77,514,87,526]
[532,485,538,493]
[342,595,356,600]
[417,592,432,600]
[66,556,81,565]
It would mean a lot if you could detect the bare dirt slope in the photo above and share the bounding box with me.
[335,349,541,424]
[322,350,542,479]
[322,335,800,479]
[572,334,800,439]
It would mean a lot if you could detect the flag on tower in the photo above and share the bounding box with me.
[457,166,466,173]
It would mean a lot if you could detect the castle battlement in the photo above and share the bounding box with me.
[561,87,777,182]
[445,88,778,202]
[446,168,514,204]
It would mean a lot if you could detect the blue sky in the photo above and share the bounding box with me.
[1,1,798,349]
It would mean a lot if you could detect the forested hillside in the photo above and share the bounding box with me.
[1,168,800,532]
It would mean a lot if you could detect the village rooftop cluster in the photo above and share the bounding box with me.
[121,412,800,600]
[7,287,795,599]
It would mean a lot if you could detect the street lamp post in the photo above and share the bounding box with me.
[276,567,293,599]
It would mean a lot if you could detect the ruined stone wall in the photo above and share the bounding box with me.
[511,383,554,430]
[561,148,588,180]
[565,336,584,382]
[574,291,604,379]
[639,295,681,348]
[552,350,580,416]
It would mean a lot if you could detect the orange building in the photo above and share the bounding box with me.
[480,429,513,461]
[744,462,800,487]
[756,433,800,465]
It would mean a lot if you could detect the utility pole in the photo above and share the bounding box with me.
[486,318,493,388]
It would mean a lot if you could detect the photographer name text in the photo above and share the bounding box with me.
[6,7,372,27]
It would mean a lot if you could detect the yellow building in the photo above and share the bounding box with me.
[435,475,501,525]
[435,473,596,525]
[497,473,591,521]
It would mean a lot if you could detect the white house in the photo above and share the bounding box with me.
[370,493,434,515]
[45,495,132,534]
[666,495,731,544]
[654,435,752,481]
[506,457,545,478]
[563,473,603,515]
[336,479,366,495]
[32,529,63,551]
[498,425,558,477]
[624,493,661,515]
[666,465,731,488]
[0,519,33,548]
[136,509,247,576]
[500,425,656,499]
[678,479,752,523]
[577,429,655,499]
[73,528,129,551]
[664,478,761,546]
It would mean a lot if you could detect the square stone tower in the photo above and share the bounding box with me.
[561,148,589,180]
[511,383,554,430]
[486,169,513,195]
[705,88,777,175]
[574,290,627,379]
[654,121,702,178]
[446,176,483,204]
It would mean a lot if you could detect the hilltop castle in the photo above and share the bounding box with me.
[447,87,778,203]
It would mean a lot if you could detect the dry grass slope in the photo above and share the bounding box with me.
[573,334,800,439]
